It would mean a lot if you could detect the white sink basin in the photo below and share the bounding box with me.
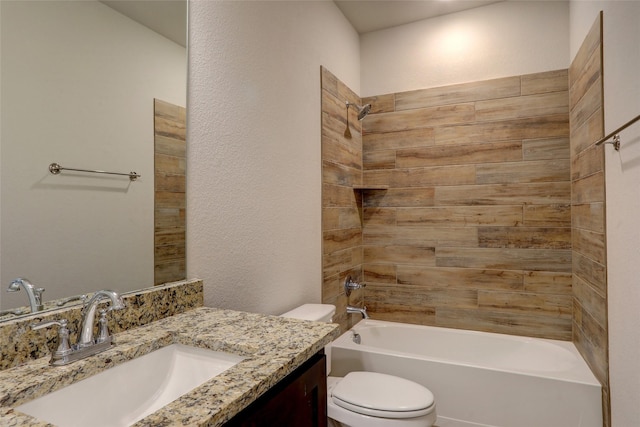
[17,343,244,427]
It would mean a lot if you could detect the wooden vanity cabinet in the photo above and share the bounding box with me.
[225,351,327,427]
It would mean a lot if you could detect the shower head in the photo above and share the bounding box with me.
[346,102,372,121]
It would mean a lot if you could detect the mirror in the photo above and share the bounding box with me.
[0,0,187,320]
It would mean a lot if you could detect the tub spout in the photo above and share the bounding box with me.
[347,305,369,319]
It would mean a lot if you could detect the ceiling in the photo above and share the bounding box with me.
[335,0,505,34]
[100,0,507,46]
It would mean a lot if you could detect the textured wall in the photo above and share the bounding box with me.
[568,13,609,426]
[187,1,360,315]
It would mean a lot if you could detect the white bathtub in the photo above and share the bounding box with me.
[329,319,601,427]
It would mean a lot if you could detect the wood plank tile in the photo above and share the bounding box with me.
[435,182,570,206]
[572,228,605,265]
[323,228,362,254]
[573,251,606,297]
[363,150,395,170]
[574,274,606,327]
[572,171,604,204]
[522,137,570,160]
[397,266,523,290]
[363,187,434,207]
[570,106,603,157]
[569,42,602,112]
[436,247,572,272]
[572,202,605,233]
[323,183,357,208]
[476,91,569,122]
[435,114,569,146]
[322,207,361,231]
[478,227,571,249]
[571,144,604,181]
[323,160,361,186]
[320,66,339,98]
[523,271,572,294]
[363,103,475,133]
[570,76,603,134]
[362,94,395,114]
[364,128,435,151]
[363,263,397,284]
[396,206,522,227]
[392,165,476,187]
[436,308,572,340]
[395,76,521,110]
[523,204,571,227]
[521,69,568,96]
[363,207,396,226]
[476,159,570,184]
[363,245,435,265]
[323,247,362,280]
[397,140,522,168]
[363,226,478,247]
[155,135,186,157]
[478,290,572,316]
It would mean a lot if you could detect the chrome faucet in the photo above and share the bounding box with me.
[31,289,126,366]
[7,278,45,312]
[347,305,369,319]
[78,290,125,347]
[344,276,366,297]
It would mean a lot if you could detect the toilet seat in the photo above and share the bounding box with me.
[331,372,435,419]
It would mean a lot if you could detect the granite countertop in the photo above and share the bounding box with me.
[0,307,340,426]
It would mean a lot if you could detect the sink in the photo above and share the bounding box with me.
[16,343,244,427]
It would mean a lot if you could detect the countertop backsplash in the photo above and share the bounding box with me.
[0,279,203,370]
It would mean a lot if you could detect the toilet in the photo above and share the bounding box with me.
[280,304,437,427]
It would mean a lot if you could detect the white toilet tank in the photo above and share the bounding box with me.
[280,303,336,374]
[280,303,335,323]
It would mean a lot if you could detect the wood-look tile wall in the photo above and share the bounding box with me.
[154,99,186,285]
[321,67,366,332]
[569,13,609,426]
[360,70,573,340]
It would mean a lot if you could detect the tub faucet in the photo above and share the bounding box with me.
[347,305,369,319]
[78,290,125,347]
[7,278,45,313]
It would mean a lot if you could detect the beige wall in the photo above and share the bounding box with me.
[360,1,569,97]
[187,1,360,315]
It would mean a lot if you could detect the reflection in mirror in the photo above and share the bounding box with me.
[0,0,187,320]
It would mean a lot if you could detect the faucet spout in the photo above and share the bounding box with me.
[7,278,45,312]
[78,290,125,347]
[347,305,369,319]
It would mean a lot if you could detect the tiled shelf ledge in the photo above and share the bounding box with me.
[352,185,389,190]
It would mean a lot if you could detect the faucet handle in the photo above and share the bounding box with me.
[31,319,72,359]
[96,309,111,343]
[344,276,366,297]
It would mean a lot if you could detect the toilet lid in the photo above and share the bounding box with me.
[331,372,435,419]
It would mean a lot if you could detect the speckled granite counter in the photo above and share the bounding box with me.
[0,307,340,426]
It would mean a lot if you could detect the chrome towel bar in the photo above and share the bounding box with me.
[49,162,140,181]
[594,114,640,151]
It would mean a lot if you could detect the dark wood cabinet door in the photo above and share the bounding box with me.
[225,352,327,427]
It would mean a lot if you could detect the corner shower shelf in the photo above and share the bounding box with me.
[352,185,389,190]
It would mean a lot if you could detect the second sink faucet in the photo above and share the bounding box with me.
[7,278,45,313]
[78,290,125,347]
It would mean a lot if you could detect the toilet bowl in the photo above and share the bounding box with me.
[280,304,437,427]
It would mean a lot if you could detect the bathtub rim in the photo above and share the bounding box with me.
[330,319,600,387]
